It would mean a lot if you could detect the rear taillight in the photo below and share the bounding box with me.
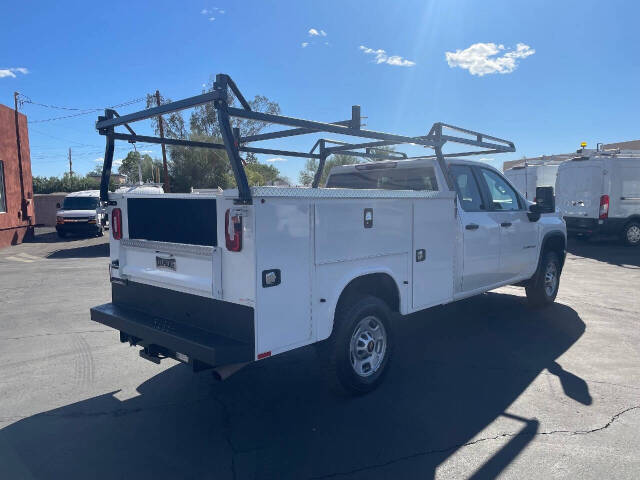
[599,195,609,219]
[225,209,242,252]
[112,208,123,240]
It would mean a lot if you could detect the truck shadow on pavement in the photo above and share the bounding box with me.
[46,242,109,259]
[0,292,586,480]
[567,238,640,268]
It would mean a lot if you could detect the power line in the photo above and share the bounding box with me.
[22,96,146,124]
[28,127,101,147]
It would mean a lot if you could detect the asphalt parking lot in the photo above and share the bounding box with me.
[0,230,638,479]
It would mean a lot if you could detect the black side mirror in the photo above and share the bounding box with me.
[534,186,555,213]
[56,203,61,209]
[527,205,541,222]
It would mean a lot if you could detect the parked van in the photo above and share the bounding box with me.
[55,190,105,238]
[556,150,640,246]
[504,164,560,201]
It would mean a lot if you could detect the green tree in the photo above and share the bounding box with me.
[145,81,283,192]
[32,172,116,194]
[117,151,163,183]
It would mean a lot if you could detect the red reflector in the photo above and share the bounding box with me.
[599,194,609,219]
[257,351,271,360]
[225,209,243,252]
[112,208,123,240]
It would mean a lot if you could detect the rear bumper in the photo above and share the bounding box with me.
[564,217,626,236]
[90,281,255,368]
[91,303,254,367]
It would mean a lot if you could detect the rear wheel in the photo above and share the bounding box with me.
[622,221,640,247]
[322,295,393,395]
[57,231,66,239]
[526,251,561,308]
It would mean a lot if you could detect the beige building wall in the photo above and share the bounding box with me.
[34,193,67,226]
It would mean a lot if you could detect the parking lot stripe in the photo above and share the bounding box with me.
[4,256,35,263]
[17,253,41,260]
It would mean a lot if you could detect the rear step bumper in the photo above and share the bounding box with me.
[90,302,254,368]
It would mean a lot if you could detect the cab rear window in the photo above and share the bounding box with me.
[326,166,438,191]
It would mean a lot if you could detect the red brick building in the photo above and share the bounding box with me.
[0,103,34,248]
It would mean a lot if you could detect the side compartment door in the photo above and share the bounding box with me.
[254,199,312,354]
[449,165,502,292]
[412,196,456,309]
[477,167,538,281]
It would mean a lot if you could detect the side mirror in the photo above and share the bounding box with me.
[56,203,61,209]
[534,186,555,213]
[527,204,541,222]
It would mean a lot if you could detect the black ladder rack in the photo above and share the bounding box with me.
[96,73,515,204]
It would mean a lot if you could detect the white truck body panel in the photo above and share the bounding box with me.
[100,158,566,365]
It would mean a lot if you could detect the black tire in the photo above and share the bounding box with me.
[526,251,561,308]
[56,231,66,239]
[621,221,640,247]
[322,295,393,395]
[97,227,104,237]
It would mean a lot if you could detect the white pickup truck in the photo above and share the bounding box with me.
[90,75,566,394]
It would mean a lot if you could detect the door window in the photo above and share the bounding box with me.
[480,169,522,211]
[450,164,484,211]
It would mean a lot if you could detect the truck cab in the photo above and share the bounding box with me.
[56,190,104,238]
[328,158,566,294]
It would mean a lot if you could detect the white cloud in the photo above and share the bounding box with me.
[445,42,535,76]
[202,7,224,15]
[266,157,287,163]
[0,67,29,78]
[359,46,415,67]
[209,17,215,21]
[301,42,309,48]
[139,150,153,154]
[95,156,125,169]
[308,28,327,37]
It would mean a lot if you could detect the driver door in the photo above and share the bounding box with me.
[477,167,538,281]
[449,164,502,292]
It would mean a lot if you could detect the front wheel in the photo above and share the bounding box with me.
[526,251,561,307]
[322,296,393,395]
[621,221,640,247]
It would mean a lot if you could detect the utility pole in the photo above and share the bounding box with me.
[155,90,170,192]
[68,148,72,177]
[13,92,27,220]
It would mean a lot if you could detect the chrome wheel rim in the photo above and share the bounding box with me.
[349,315,387,378]
[627,225,640,244]
[544,261,558,297]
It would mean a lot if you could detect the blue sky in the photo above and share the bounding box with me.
[2,0,639,183]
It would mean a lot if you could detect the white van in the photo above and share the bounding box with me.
[504,164,560,201]
[55,190,105,238]
[556,150,640,246]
